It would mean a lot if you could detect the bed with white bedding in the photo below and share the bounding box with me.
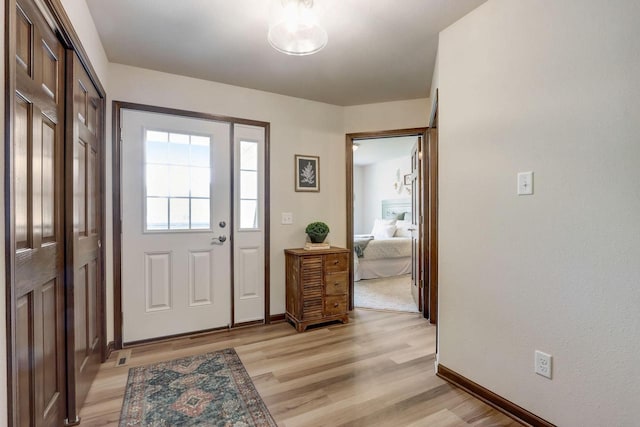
[353,199,413,281]
[354,236,412,281]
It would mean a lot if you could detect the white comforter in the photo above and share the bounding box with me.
[358,237,412,260]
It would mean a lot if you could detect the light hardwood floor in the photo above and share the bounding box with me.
[79,309,522,426]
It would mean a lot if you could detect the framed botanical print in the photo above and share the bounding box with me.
[295,155,320,192]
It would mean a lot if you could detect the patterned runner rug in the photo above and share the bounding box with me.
[119,348,276,426]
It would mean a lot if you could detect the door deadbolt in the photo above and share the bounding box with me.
[219,221,226,228]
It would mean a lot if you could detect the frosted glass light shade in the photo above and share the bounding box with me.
[268,0,327,56]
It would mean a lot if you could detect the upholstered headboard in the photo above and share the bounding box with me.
[381,199,411,220]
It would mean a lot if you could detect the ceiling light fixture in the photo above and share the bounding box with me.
[268,0,327,56]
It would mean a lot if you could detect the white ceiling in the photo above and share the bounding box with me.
[353,136,417,166]
[85,0,486,106]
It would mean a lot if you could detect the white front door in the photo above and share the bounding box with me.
[121,110,231,343]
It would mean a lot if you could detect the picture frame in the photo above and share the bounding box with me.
[295,155,320,192]
[403,174,411,185]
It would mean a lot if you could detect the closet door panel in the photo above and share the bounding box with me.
[12,0,66,425]
[65,50,104,420]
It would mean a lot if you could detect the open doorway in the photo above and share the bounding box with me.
[352,136,418,312]
[346,128,430,317]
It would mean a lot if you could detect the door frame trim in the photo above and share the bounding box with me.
[112,101,271,349]
[346,127,436,319]
[428,91,439,326]
[5,0,108,424]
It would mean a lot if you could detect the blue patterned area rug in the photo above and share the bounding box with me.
[119,348,276,426]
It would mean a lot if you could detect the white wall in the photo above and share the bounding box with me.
[344,98,430,134]
[359,157,411,233]
[436,1,640,425]
[60,0,109,83]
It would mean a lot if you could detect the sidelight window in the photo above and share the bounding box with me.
[239,140,259,229]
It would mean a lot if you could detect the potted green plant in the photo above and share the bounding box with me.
[305,222,330,243]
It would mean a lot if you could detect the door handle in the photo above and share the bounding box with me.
[211,235,227,245]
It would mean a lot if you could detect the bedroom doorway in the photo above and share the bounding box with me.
[346,128,430,316]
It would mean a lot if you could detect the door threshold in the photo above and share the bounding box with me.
[122,325,231,348]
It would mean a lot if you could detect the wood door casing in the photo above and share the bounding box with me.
[345,128,429,314]
[410,137,423,311]
[427,104,439,325]
[13,0,67,425]
[64,51,103,421]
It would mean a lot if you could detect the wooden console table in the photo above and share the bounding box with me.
[285,247,350,332]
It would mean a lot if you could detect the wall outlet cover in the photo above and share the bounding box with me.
[535,350,552,379]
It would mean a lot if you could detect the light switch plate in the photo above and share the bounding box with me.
[517,171,534,195]
[281,212,293,225]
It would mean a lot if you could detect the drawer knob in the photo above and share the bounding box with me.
[334,302,339,308]
[334,282,339,286]
[334,260,339,265]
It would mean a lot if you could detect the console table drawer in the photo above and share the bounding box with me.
[324,296,348,316]
[325,272,348,295]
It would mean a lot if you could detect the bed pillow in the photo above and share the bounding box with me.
[394,220,412,237]
[373,224,397,239]
[370,218,397,239]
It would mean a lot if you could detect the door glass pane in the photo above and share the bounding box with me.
[146,165,169,197]
[240,140,257,170]
[147,198,168,230]
[191,199,210,229]
[169,133,189,144]
[240,200,257,229]
[190,136,210,167]
[146,140,168,164]
[240,170,257,199]
[168,138,190,165]
[169,198,189,229]
[190,167,210,198]
[146,130,168,143]
[144,129,211,231]
[169,165,190,197]
[239,140,259,229]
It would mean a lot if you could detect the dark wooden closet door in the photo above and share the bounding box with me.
[13,0,66,425]
[64,51,104,421]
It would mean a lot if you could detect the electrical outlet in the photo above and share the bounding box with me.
[281,212,293,225]
[535,350,552,379]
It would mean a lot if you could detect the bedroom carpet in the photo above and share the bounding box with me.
[354,274,419,313]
